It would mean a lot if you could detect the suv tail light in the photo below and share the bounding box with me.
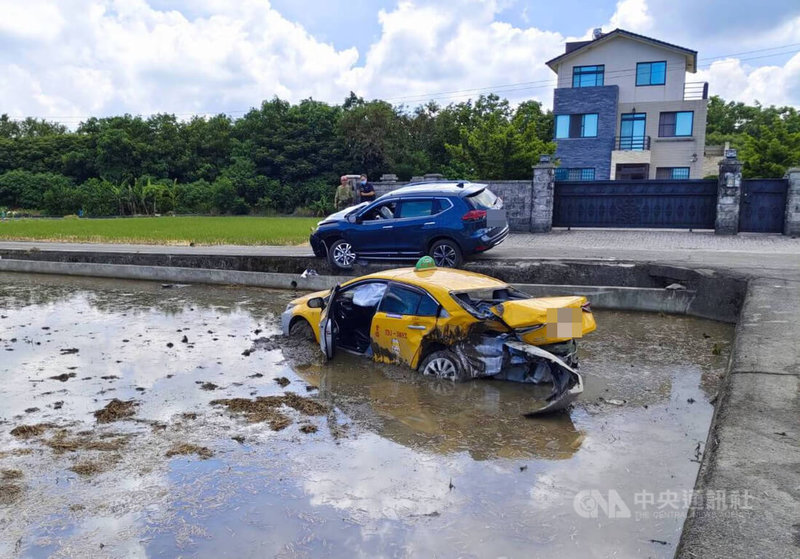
[462,209,487,222]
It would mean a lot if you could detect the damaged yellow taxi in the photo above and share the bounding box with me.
[281,258,596,413]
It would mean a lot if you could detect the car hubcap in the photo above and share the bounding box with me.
[423,357,458,380]
[432,244,457,267]
[333,243,355,267]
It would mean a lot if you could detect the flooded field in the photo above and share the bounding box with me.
[0,273,733,558]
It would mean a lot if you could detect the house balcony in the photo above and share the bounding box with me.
[615,136,650,151]
[684,81,709,100]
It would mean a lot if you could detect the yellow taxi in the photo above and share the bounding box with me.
[281,258,596,413]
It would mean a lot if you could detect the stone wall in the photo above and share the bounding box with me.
[371,178,534,231]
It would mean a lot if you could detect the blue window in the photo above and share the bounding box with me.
[555,114,598,139]
[555,115,570,139]
[572,65,604,87]
[555,168,595,181]
[619,113,647,150]
[656,167,690,180]
[658,111,693,137]
[636,61,666,86]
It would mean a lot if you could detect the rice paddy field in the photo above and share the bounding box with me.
[0,216,319,245]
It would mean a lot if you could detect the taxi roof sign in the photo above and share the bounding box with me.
[415,256,436,270]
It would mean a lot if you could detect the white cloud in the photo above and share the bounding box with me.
[697,52,800,106]
[608,0,653,33]
[0,0,797,123]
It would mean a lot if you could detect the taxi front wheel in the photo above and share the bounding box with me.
[420,350,466,382]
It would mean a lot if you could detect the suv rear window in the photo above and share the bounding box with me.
[466,188,499,209]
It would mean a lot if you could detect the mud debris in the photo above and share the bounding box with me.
[10,423,53,439]
[24,407,39,413]
[200,382,218,391]
[0,482,23,504]
[59,348,80,355]
[249,336,282,352]
[211,393,328,431]
[165,444,213,460]
[274,377,290,387]
[50,372,77,382]
[299,424,318,434]
[70,461,105,476]
[1,469,23,480]
[182,412,198,420]
[45,431,129,454]
[94,399,137,423]
[231,435,245,444]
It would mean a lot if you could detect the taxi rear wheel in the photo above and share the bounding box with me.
[420,350,466,382]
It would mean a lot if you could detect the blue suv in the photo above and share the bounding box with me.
[309,182,509,270]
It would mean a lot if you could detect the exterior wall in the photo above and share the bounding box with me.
[554,36,688,103]
[553,85,619,180]
[617,99,708,178]
[610,151,651,179]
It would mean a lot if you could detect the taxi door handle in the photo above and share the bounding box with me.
[408,325,427,330]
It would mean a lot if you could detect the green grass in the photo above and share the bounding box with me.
[0,216,319,246]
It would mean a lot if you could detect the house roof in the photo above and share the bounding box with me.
[546,28,698,73]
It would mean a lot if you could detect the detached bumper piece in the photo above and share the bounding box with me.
[456,335,584,415]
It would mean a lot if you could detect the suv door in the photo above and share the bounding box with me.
[370,283,440,367]
[347,200,400,257]
[389,198,441,254]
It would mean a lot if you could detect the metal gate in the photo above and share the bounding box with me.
[553,179,717,229]
[739,179,788,233]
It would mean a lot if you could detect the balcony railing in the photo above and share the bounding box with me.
[684,81,709,100]
[615,135,650,151]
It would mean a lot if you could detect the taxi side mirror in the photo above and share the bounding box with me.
[307,297,325,309]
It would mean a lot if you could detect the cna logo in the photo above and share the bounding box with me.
[573,489,632,519]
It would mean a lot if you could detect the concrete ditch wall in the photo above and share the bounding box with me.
[0,256,744,323]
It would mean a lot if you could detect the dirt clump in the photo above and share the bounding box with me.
[69,461,104,476]
[165,444,213,460]
[211,393,328,431]
[182,412,198,420]
[0,482,23,504]
[200,382,218,391]
[59,348,79,355]
[50,372,77,382]
[299,424,318,434]
[249,336,282,352]
[10,423,53,439]
[94,399,137,423]
[274,377,290,387]
[1,469,23,480]
[45,430,129,454]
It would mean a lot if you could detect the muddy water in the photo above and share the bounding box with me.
[0,273,733,558]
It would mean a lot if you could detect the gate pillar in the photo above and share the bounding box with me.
[531,156,555,233]
[715,150,743,235]
[784,168,800,237]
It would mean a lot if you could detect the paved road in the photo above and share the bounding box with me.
[3,229,799,278]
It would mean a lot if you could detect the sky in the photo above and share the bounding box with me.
[0,0,798,125]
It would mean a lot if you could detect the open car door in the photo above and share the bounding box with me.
[319,284,342,360]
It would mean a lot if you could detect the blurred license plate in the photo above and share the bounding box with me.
[487,209,506,227]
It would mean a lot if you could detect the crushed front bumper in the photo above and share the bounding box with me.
[454,335,584,415]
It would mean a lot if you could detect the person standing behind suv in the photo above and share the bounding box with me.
[358,174,376,203]
[334,175,354,210]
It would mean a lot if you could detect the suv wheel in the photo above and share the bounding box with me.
[420,350,466,381]
[328,239,357,270]
[430,239,462,268]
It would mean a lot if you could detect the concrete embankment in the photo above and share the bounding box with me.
[0,247,746,322]
[677,278,800,559]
